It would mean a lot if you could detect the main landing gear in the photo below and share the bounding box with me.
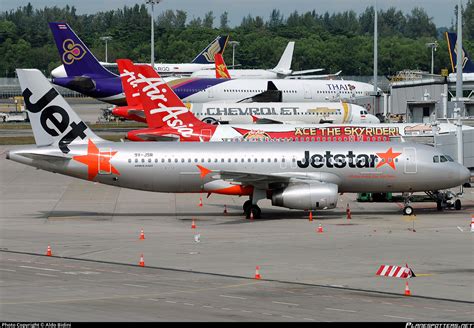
[242,189,266,219]
[402,192,414,216]
[243,199,262,219]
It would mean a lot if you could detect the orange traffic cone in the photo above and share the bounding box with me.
[346,204,352,220]
[250,210,254,220]
[191,218,196,229]
[46,245,52,256]
[309,211,313,222]
[255,266,261,279]
[139,254,145,267]
[404,280,411,296]
[139,228,145,240]
[224,204,228,214]
[198,197,203,207]
[317,224,324,233]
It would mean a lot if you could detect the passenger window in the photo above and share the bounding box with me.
[128,159,131,163]
[141,159,145,163]
[135,159,138,163]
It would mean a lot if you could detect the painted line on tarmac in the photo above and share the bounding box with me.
[1,249,472,305]
[0,268,16,272]
[325,307,357,313]
[219,295,247,300]
[272,301,299,306]
[123,284,148,288]
[35,273,58,277]
[384,315,414,320]
[20,265,60,272]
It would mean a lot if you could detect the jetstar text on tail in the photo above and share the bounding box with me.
[297,149,401,169]
[22,87,87,154]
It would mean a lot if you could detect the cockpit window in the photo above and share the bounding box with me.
[445,155,454,162]
[433,156,439,163]
[440,155,448,162]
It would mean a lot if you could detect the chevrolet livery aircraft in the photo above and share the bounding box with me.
[48,22,376,106]
[113,59,378,125]
[8,69,470,218]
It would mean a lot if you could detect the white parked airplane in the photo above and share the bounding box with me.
[191,41,333,79]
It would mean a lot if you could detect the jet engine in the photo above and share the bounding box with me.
[271,182,338,210]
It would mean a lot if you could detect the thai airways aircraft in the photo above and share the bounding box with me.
[50,22,229,78]
[113,59,378,125]
[191,42,332,79]
[8,69,470,218]
[445,32,474,88]
[48,22,376,106]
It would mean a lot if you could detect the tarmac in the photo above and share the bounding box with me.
[0,144,473,322]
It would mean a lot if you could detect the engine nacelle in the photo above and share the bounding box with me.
[271,182,338,210]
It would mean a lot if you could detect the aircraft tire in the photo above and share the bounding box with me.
[403,206,414,216]
[454,199,461,210]
[246,205,261,219]
[436,201,443,211]
[243,200,252,213]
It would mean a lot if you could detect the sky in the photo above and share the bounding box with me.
[2,0,461,28]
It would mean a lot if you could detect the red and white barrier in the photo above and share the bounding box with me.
[375,265,415,278]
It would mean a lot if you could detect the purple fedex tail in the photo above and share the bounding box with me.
[49,22,116,78]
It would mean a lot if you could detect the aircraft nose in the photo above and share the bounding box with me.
[459,166,471,184]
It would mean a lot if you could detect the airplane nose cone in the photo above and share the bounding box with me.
[460,166,471,184]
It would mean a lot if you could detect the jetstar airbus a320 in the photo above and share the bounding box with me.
[7,69,470,218]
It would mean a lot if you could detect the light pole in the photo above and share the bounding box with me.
[425,41,438,74]
[100,36,113,63]
[146,0,162,68]
[229,41,240,68]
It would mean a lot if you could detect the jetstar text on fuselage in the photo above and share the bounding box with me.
[298,150,377,169]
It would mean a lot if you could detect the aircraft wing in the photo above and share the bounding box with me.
[201,167,342,189]
[291,68,324,75]
[286,70,342,80]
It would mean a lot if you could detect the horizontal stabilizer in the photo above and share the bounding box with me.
[128,110,145,119]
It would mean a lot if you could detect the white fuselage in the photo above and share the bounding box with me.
[51,62,214,78]
[189,102,379,124]
[176,79,376,103]
[191,69,280,79]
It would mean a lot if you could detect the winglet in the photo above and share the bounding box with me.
[251,115,259,123]
[197,165,212,179]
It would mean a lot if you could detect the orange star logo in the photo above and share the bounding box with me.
[376,147,402,170]
[73,140,120,180]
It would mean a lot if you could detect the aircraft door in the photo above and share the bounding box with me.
[304,84,312,99]
[207,85,214,99]
[98,148,111,175]
[403,147,417,174]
